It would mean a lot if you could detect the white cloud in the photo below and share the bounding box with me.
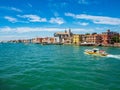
[0,27,62,33]
[18,14,47,22]
[0,27,93,41]
[61,2,68,7]
[49,17,64,25]
[10,7,22,12]
[54,12,59,17]
[78,0,89,4]
[27,3,32,7]
[0,26,13,32]
[0,35,30,41]
[0,6,22,12]
[65,13,120,25]
[77,22,89,26]
[65,13,75,17]
[4,16,18,23]
[0,27,94,34]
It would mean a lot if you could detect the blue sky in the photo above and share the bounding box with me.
[0,0,120,41]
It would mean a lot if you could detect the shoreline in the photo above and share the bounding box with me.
[1,42,120,47]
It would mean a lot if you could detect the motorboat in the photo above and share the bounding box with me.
[84,48,108,56]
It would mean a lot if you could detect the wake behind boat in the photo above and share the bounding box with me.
[84,48,108,56]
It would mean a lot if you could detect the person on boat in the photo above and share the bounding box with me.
[99,50,106,54]
[93,50,97,53]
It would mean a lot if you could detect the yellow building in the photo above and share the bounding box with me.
[73,34,81,45]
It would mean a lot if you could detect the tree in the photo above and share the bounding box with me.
[85,33,90,35]
[92,32,97,35]
[111,36,120,43]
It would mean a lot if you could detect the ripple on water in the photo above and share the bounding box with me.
[0,44,120,90]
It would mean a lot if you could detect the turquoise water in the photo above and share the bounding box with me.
[0,43,120,90]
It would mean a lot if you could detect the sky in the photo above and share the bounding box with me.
[0,0,120,41]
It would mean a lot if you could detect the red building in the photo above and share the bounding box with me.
[101,30,119,45]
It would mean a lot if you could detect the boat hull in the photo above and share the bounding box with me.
[84,51,108,56]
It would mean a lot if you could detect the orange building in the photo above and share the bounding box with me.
[32,37,43,43]
[42,37,56,43]
[101,30,119,45]
[81,30,119,45]
[36,38,43,43]
[81,34,102,45]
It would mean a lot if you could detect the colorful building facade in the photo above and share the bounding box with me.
[54,29,73,44]
[81,34,102,45]
[73,34,82,45]
[42,37,56,44]
[101,30,119,45]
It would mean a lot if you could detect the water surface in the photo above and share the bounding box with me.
[0,43,120,90]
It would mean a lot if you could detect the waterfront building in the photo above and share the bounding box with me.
[101,30,119,45]
[22,39,32,43]
[36,38,43,43]
[5,29,120,46]
[81,33,102,45]
[73,34,82,45]
[32,38,43,43]
[81,35,87,43]
[32,37,56,44]
[54,29,73,44]
[42,37,56,44]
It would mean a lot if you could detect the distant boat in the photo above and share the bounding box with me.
[84,48,108,56]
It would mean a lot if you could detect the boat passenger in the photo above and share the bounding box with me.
[93,50,97,53]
